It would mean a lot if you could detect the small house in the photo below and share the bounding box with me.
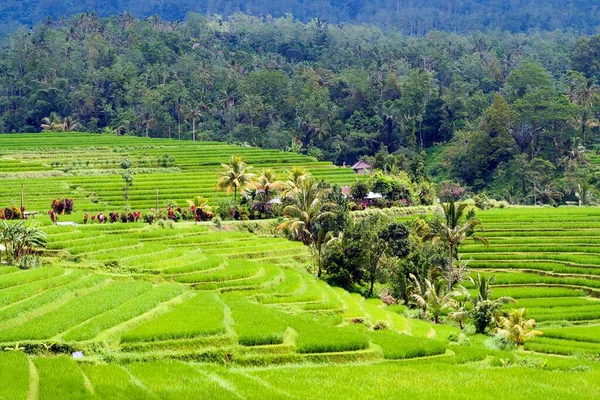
[350,160,372,174]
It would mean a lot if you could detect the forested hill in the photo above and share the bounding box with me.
[2,13,600,203]
[2,0,600,36]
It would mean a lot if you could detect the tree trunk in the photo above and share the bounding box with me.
[582,108,587,145]
[178,109,181,140]
[233,186,237,219]
[192,118,196,141]
[369,266,376,296]
[447,243,454,290]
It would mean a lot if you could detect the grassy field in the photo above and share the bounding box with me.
[456,207,600,356]
[0,207,597,398]
[0,134,599,398]
[0,132,362,212]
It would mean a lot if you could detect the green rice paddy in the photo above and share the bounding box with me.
[0,134,599,398]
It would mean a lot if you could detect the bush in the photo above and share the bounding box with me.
[3,204,21,220]
[18,254,42,270]
[144,209,167,224]
[216,199,232,220]
[51,198,73,214]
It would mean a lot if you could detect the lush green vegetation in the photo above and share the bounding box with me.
[3,13,600,203]
[0,133,599,398]
[3,1,600,36]
[0,133,360,211]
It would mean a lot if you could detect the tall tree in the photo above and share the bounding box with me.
[216,155,254,218]
[433,199,489,290]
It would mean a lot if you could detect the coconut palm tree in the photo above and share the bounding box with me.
[532,182,563,205]
[496,308,543,346]
[433,199,489,290]
[576,182,595,206]
[216,156,254,218]
[278,176,334,277]
[187,196,212,223]
[41,113,64,132]
[456,274,515,333]
[282,166,309,197]
[62,116,81,132]
[410,277,458,324]
[278,176,328,244]
[183,101,209,141]
[251,168,284,204]
[251,168,285,217]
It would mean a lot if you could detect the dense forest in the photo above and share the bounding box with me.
[1,13,600,202]
[2,1,600,35]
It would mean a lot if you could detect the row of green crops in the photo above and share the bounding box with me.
[370,330,446,359]
[0,132,363,212]
[0,280,152,341]
[223,294,289,346]
[455,207,600,357]
[3,350,600,399]
[120,291,226,342]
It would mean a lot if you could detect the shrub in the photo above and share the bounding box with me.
[4,204,22,220]
[18,254,42,270]
[51,198,73,214]
[145,209,167,224]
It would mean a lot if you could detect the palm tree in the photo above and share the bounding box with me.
[576,182,595,206]
[282,166,309,197]
[532,182,563,205]
[0,221,47,265]
[278,176,333,277]
[183,101,209,141]
[251,169,285,217]
[410,277,458,324]
[458,274,515,333]
[41,113,64,132]
[186,196,212,212]
[187,196,212,223]
[62,116,81,132]
[251,169,284,203]
[566,72,600,146]
[496,308,543,346]
[278,176,327,244]
[216,156,254,218]
[433,199,489,290]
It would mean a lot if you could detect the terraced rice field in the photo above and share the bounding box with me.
[1,132,600,398]
[0,220,457,369]
[0,132,362,212]
[460,206,600,356]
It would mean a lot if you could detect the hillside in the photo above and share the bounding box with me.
[1,13,600,203]
[1,203,600,397]
[0,132,360,212]
[0,134,598,397]
[1,1,599,35]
